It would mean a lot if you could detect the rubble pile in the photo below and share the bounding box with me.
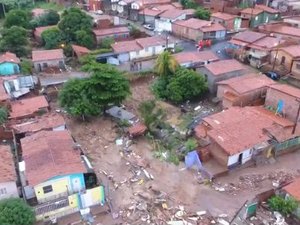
[212,170,297,194]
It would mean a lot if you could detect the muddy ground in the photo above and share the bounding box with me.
[53,76,300,225]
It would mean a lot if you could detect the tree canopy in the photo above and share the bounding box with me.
[194,7,211,20]
[59,64,130,119]
[75,30,94,49]
[154,51,178,77]
[181,0,198,9]
[0,107,8,125]
[4,9,31,29]
[35,10,60,27]
[0,198,35,225]
[58,7,93,42]
[41,27,62,49]
[0,26,29,57]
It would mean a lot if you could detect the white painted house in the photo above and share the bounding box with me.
[154,9,187,32]
[0,145,19,200]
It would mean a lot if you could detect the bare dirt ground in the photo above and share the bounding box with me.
[55,77,300,224]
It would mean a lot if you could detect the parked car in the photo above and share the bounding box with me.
[263,71,280,80]
[143,24,154,31]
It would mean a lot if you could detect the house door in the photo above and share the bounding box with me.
[238,153,243,164]
[281,56,286,65]
[72,177,81,192]
[37,63,42,72]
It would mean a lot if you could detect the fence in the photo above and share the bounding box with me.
[274,137,300,155]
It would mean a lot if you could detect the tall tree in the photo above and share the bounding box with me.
[194,7,211,20]
[41,27,62,49]
[0,26,29,57]
[4,9,31,28]
[58,7,93,42]
[75,30,94,49]
[36,10,60,26]
[154,51,178,77]
[0,198,35,225]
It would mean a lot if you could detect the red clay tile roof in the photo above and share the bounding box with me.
[112,40,142,53]
[92,26,129,37]
[171,2,182,8]
[255,4,279,14]
[140,8,162,16]
[0,78,9,102]
[269,84,300,99]
[21,130,86,186]
[248,36,283,50]
[204,59,246,75]
[173,50,219,64]
[217,73,275,94]
[136,36,168,48]
[211,12,236,21]
[0,52,20,64]
[32,49,64,62]
[284,178,300,201]
[232,30,267,44]
[201,106,294,155]
[34,25,56,38]
[159,9,186,20]
[0,145,17,183]
[128,123,147,136]
[201,23,226,32]
[71,44,91,55]
[10,96,49,119]
[241,7,263,15]
[279,45,300,58]
[174,18,225,32]
[12,113,65,134]
[259,23,300,38]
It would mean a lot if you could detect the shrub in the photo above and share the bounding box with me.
[268,195,298,216]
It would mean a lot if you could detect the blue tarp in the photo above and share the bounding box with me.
[185,150,202,170]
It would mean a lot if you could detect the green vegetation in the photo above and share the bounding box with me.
[154,51,178,77]
[194,7,211,20]
[75,30,94,49]
[0,26,29,57]
[4,9,31,29]
[32,9,60,28]
[0,107,8,125]
[33,2,64,11]
[20,58,32,74]
[41,27,62,49]
[268,195,298,216]
[0,198,35,225]
[100,37,115,49]
[59,64,130,120]
[181,0,198,9]
[129,24,142,38]
[185,138,198,152]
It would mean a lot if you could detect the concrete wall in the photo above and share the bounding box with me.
[291,60,300,79]
[129,43,175,60]
[33,59,65,72]
[0,182,18,200]
[95,32,129,44]
[270,50,294,72]
[210,17,235,31]
[209,141,228,167]
[0,62,20,76]
[265,88,298,122]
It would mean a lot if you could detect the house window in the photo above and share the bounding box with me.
[296,63,300,70]
[0,188,7,195]
[42,63,48,68]
[43,185,53,194]
[145,47,149,52]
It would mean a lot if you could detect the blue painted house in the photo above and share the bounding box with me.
[0,52,20,76]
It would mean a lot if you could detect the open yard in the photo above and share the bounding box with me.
[51,75,300,224]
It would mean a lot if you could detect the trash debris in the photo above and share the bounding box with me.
[116,138,123,145]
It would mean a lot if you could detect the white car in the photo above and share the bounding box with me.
[143,24,154,31]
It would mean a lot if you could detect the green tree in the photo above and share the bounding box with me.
[41,27,62,49]
[0,107,8,125]
[75,30,94,49]
[181,0,198,9]
[268,195,298,216]
[166,68,207,103]
[20,58,32,74]
[34,10,60,27]
[154,51,178,77]
[4,9,31,29]
[59,64,130,119]
[0,26,29,57]
[100,37,114,49]
[194,7,211,20]
[58,7,93,42]
[0,198,35,225]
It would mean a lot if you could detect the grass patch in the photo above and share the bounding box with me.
[33,2,64,11]
[178,113,194,130]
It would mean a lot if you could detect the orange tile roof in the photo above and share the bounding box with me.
[211,12,236,21]
[12,113,65,134]
[174,18,225,32]
[259,23,300,38]
[141,8,162,16]
[0,52,20,64]
[112,40,142,53]
[136,36,168,48]
[217,73,275,94]
[284,178,300,201]
[204,59,246,76]
[32,49,64,62]
[202,106,294,155]
[0,145,17,183]
[0,78,9,102]
[255,4,279,14]
[10,96,49,119]
[279,45,300,58]
[248,36,283,50]
[201,23,226,32]
[34,25,56,38]
[173,50,219,64]
[241,7,263,15]
[269,84,300,99]
[21,130,86,186]
[159,9,186,19]
[232,30,267,44]
[92,26,129,37]
[71,44,91,55]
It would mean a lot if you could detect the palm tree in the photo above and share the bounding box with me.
[154,51,178,77]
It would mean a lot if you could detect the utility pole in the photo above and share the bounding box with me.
[292,98,300,134]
